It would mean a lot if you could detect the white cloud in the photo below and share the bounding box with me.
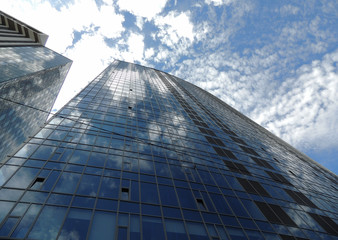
[151,11,195,68]
[279,4,300,16]
[120,32,145,62]
[135,16,145,30]
[252,50,338,151]
[116,0,168,20]
[154,11,195,46]
[205,0,233,6]
[145,48,155,59]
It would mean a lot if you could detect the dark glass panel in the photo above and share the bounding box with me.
[140,182,159,204]
[0,217,18,237]
[165,219,189,240]
[176,188,197,209]
[186,222,208,240]
[209,193,232,214]
[159,185,179,206]
[142,216,165,240]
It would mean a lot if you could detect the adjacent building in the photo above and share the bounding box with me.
[0,11,72,163]
[0,60,337,239]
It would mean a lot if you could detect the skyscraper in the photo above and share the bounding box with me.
[0,60,337,239]
[0,11,72,163]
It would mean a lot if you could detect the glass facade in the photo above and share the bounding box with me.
[0,60,337,240]
[0,46,72,163]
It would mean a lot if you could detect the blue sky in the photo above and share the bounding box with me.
[1,0,337,174]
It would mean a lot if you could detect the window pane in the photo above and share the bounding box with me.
[14,144,38,158]
[176,188,197,209]
[165,219,188,240]
[159,185,179,206]
[5,167,39,189]
[130,215,140,239]
[28,206,67,239]
[76,174,100,196]
[53,172,81,194]
[0,165,18,186]
[31,145,56,159]
[68,150,90,164]
[186,222,208,240]
[59,209,92,240]
[0,201,14,223]
[11,204,41,238]
[0,217,18,237]
[140,182,159,204]
[142,216,165,240]
[89,211,116,240]
[87,152,106,167]
[99,177,120,199]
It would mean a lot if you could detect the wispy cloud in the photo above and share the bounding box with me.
[116,0,168,20]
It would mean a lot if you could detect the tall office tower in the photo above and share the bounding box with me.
[0,61,337,240]
[0,11,72,163]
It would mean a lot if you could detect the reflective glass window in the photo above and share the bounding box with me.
[89,211,116,240]
[28,206,67,239]
[186,222,208,240]
[53,172,81,194]
[165,219,188,240]
[159,185,179,206]
[76,174,100,196]
[5,167,39,189]
[59,209,92,239]
[99,177,120,199]
[176,188,197,209]
[11,204,41,238]
[140,182,159,204]
[142,216,165,240]
[0,165,19,186]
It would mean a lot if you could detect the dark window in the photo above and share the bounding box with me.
[213,147,238,160]
[224,161,251,176]
[30,177,45,189]
[239,146,260,157]
[198,127,216,137]
[254,201,297,227]
[230,136,246,145]
[221,128,231,135]
[265,171,292,186]
[121,188,129,200]
[279,235,309,240]
[205,136,225,147]
[196,198,206,211]
[308,213,338,236]
[284,189,317,208]
[237,178,270,197]
[128,106,132,110]
[251,157,274,170]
